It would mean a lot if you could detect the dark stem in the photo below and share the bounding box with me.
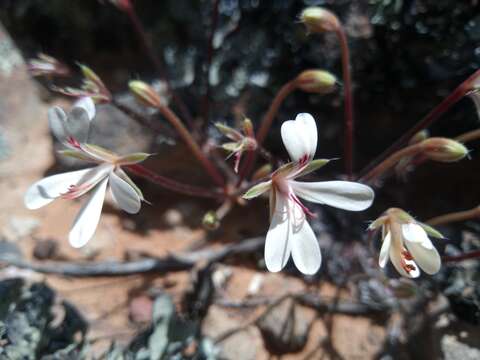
[125,164,223,199]
[357,69,480,181]
[335,26,354,179]
[124,4,195,127]
[443,250,480,263]
[0,237,263,277]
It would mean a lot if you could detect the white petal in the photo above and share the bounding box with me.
[402,224,441,274]
[290,203,321,275]
[389,239,420,278]
[379,231,391,268]
[68,107,91,143]
[265,192,291,272]
[69,177,108,248]
[24,168,94,210]
[281,113,317,162]
[109,171,141,214]
[290,180,374,211]
[48,106,69,143]
[73,97,96,121]
[401,223,432,247]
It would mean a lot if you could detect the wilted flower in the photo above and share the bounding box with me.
[24,99,149,248]
[244,113,374,275]
[369,208,443,278]
[28,53,70,77]
[216,119,257,173]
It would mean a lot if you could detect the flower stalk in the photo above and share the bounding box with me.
[129,81,225,187]
[124,164,223,199]
[335,26,354,179]
[237,80,297,185]
[361,138,468,183]
[426,206,480,226]
[358,68,480,180]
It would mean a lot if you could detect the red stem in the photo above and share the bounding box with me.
[125,164,222,199]
[124,5,195,128]
[335,27,354,179]
[357,69,480,181]
[443,250,480,263]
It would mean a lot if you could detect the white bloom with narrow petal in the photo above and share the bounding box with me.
[372,208,442,278]
[244,113,375,275]
[25,101,149,248]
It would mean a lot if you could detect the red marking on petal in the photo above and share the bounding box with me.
[290,193,317,218]
[67,136,81,149]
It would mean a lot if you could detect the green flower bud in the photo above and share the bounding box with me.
[296,70,337,94]
[420,137,469,163]
[300,7,340,33]
[129,80,164,108]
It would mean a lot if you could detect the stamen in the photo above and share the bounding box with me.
[67,136,81,149]
[290,193,317,218]
[402,249,414,261]
[400,248,416,274]
[60,182,93,200]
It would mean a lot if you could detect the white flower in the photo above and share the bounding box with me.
[244,113,375,275]
[24,100,149,248]
[371,208,442,278]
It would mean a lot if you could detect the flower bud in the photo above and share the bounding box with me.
[420,137,469,163]
[79,65,104,89]
[202,211,220,230]
[296,70,337,94]
[300,7,340,33]
[129,80,164,108]
[409,130,429,145]
[252,164,272,181]
[242,118,254,137]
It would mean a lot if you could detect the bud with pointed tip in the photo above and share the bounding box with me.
[296,70,337,94]
[300,7,340,33]
[420,137,469,163]
[129,80,164,108]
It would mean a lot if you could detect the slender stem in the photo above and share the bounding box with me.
[335,26,354,179]
[256,80,297,146]
[360,143,423,183]
[426,206,480,226]
[237,80,297,186]
[125,164,222,199]
[201,0,220,125]
[156,105,225,187]
[455,128,480,143]
[123,4,194,127]
[443,250,480,263]
[357,69,480,180]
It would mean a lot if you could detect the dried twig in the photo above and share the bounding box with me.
[0,237,264,277]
